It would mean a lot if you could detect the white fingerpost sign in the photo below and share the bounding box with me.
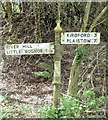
[5,43,54,55]
[61,32,100,44]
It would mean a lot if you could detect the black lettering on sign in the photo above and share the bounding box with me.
[67,39,71,43]
[70,34,74,37]
[94,39,97,43]
[67,34,69,37]
[72,39,75,42]
[75,34,78,37]
[13,50,20,54]
[13,45,19,49]
[80,39,83,42]
[22,45,32,48]
[76,39,80,43]
[34,49,40,53]
[6,50,11,54]
[83,39,87,43]
[24,49,43,53]
[9,45,14,49]
[40,49,42,53]
[30,49,32,53]
[87,39,91,43]
[36,49,39,53]
[25,50,28,53]
[87,33,90,37]
[28,50,31,53]
[83,34,87,37]
[10,45,14,49]
[13,50,16,54]
[9,45,18,49]
[94,33,97,37]
[80,34,84,37]
[6,50,20,55]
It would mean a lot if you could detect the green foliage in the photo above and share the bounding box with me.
[75,46,87,65]
[58,96,79,118]
[32,62,53,79]
[38,62,53,74]
[33,71,51,78]
[13,4,21,13]
[39,105,58,118]
[82,88,95,98]
[0,96,39,118]
[39,88,105,118]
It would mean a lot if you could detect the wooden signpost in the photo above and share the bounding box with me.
[4,25,100,109]
[4,32,100,108]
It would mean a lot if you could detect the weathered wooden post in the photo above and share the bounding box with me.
[53,4,62,107]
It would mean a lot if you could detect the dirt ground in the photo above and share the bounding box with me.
[0,49,71,105]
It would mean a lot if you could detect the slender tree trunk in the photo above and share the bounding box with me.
[67,56,79,95]
[5,1,12,19]
[67,2,91,96]
[33,2,42,43]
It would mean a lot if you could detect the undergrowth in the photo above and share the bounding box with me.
[39,88,105,118]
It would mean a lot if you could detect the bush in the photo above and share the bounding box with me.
[39,88,105,118]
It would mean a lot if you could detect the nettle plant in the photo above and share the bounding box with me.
[39,88,105,118]
[75,46,87,66]
[32,62,53,79]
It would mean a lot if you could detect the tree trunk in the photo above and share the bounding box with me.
[67,2,91,96]
[33,3,42,43]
